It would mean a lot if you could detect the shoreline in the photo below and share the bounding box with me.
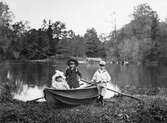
[0,58,163,66]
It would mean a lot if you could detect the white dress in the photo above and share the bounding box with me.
[52,81,69,90]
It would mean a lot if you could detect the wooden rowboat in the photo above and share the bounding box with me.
[43,86,98,107]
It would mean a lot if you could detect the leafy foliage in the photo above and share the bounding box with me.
[0,2,167,63]
[106,3,166,64]
[84,28,106,58]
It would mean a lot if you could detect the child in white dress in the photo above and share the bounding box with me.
[52,70,69,90]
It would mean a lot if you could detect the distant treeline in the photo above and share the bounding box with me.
[0,2,167,64]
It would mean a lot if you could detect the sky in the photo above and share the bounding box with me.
[3,0,167,35]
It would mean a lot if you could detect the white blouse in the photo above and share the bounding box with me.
[92,69,111,83]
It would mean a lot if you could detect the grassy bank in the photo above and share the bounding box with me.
[0,89,167,123]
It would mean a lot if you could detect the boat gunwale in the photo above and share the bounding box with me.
[44,86,97,92]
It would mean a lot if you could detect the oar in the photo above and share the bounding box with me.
[26,97,44,103]
[81,79,142,102]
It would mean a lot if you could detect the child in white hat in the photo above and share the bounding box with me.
[91,60,111,105]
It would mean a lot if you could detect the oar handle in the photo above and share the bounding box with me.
[81,79,94,84]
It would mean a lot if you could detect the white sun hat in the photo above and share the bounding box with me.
[99,60,106,65]
[53,70,66,80]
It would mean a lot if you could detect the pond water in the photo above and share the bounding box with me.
[0,60,167,101]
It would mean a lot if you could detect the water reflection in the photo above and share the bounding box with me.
[12,83,46,101]
[0,60,167,101]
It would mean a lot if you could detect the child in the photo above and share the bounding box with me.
[52,70,69,90]
[91,60,111,105]
[65,59,82,88]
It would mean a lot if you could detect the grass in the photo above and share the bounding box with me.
[0,88,167,123]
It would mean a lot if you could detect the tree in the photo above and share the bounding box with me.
[84,28,101,57]
[151,12,159,41]
[106,3,161,63]
[20,29,49,59]
[6,21,30,59]
[97,44,106,58]
[0,2,13,26]
[41,20,67,55]
[131,4,154,39]
[0,2,14,59]
[56,31,86,57]
[70,35,86,57]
